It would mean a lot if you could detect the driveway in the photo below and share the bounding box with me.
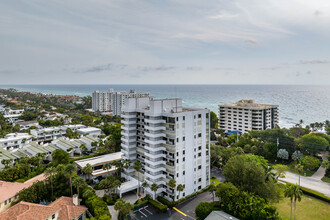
[279,171,330,197]
[311,151,329,180]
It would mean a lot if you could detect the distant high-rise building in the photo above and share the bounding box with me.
[92,89,149,115]
[218,99,279,133]
[121,97,210,201]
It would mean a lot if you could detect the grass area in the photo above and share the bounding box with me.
[210,178,221,186]
[274,194,330,220]
[321,176,330,183]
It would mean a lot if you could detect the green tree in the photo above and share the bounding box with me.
[114,199,134,220]
[284,183,294,220]
[177,184,184,199]
[133,160,143,197]
[1,158,13,169]
[300,134,328,155]
[273,164,288,179]
[142,181,149,194]
[45,167,57,198]
[72,176,86,197]
[150,183,159,200]
[223,154,280,202]
[102,163,112,176]
[210,111,218,129]
[82,163,93,180]
[300,156,321,171]
[65,163,77,196]
[208,182,217,202]
[292,184,303,220]
[168,178,176,201]
[52,149,69,166]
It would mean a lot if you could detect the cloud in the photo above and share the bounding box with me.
[139,66,177,72]
[207,11,238,19]
[79,64,128,73]
[299,60,330,64]
[244,39,258,45]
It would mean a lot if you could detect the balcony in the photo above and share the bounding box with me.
[144,158,166,166]
[145,132,166,138]
[144,172,165,180]
[122,120,136,125]
[145,152,166,159]
[144,145,166,152]
[121,114,136,119]
[144,125,165,131]
[145,139,166,145]
[144,118,166,124]
[144,165,166,173]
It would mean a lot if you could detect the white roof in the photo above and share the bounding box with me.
[74,152,123,168]
[77,127,101,133]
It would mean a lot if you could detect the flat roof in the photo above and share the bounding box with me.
[74,152,123,168]
[205,211,239,220]
[77,127,101,132]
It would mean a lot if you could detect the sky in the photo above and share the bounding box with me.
[0,0,330,84]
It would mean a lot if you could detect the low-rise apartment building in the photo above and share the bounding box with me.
[0,133,32,151]
[121,97,210,201]
[218,99,279,133]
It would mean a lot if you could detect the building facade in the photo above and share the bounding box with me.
[0,133,32,151]
[92,89,149,115]
[121,97,210,201]
[218,99,279,133]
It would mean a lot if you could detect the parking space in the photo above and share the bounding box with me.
[133,205,158,219]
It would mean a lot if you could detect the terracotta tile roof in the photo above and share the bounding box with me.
[0,196,87,220]
[50,196,87,220]
[0,201,60,220]
[0,174,46,203]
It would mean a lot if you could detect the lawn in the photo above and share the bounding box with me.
[286,164,315,177]
[210,178,221,186]
[321,176,330,183]
[274,195,330,220]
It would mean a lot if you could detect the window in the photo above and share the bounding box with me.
[5,200,7,205]
[183,157,185,162]
[198,146,201,151]
[183,136,185,141]
[198,165,202,170]
[183,150,185,155]
[177,152,179,156]
[177,173,179,177]
[183,171,185,175]
[52,214,56,219]
[183,116,185,120]
[198,133,201,138]
[177,159,179,163]
[198,114,201,118]
[198,152,201,157]
[198,178,202,182]
[198,186,202,190]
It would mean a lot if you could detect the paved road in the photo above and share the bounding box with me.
[311,151,329,180]
[279,171,330,196]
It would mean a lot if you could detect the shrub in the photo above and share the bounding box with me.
[157,196,176,207]
[102,193,120,205]
[133,199,149,210]
[148,199,168,213]
[195,202,215,220]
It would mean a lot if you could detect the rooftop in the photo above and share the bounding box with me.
[219,99,278,109]
[205,211,239,220]
[74,152,123,168]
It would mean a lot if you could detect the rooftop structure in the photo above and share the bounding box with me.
[218,99,279,133]
[77,127,101,138]
[205,211,239,220]
[74,152,123,178]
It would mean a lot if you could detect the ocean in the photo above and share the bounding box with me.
[0,84,329,128]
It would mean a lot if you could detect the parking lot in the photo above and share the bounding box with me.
[132,205,159,219]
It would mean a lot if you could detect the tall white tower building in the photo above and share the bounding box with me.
[92,89,149,115]
[121,97,210,201]
[218,99,279,133]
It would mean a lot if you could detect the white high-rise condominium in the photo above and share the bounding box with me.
[92,89,149,115]
[218,99,279,133]
[121,97,210,201]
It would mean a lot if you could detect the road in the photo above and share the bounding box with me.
[279,171,330,196]
[311,151,329,180]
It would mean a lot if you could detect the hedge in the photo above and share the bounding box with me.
[157,196,176,207]
[148,199,168,213]
[195,202,220,220]
[133,200,149,210]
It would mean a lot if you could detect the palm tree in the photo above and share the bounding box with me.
[168,178,176,201]
[45,167,57,198]
[102,163,112,176]
[177,184,184,199]
[142,181,149,195]
[123,159,131,170]
[150,183,159,200]
[113,160,124,176]
[72,176,85,197]
[133,160,143,196]
[292,184,303,220]
[284,183,294,220]
[82,163,93,180]
[65,164,77,196]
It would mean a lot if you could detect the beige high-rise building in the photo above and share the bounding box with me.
[218,99,279,133]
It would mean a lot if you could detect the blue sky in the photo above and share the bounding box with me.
[0,0,329,84]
